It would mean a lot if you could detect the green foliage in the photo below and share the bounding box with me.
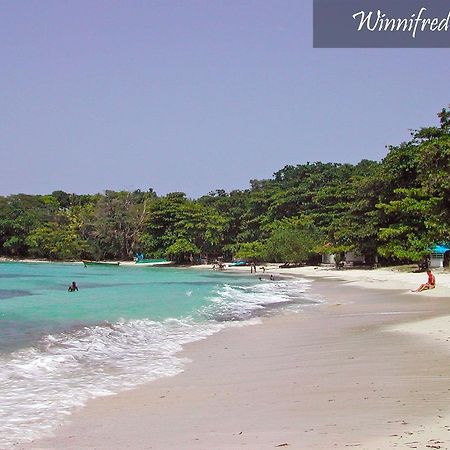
[231,241,266,262]
[165,238,201,263]
[376,109,450,261]
[88,191,150,260]
[0,106,448,266]
[264,220,323,263]
[143,193,226,258]
[26,208,90,260]
[26,223,90,260]
[0,194,56,256]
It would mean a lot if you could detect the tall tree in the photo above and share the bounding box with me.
[377,106,450,261]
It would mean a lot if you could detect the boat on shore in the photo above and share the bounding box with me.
[134,258,173,267]
[82,260,120,267]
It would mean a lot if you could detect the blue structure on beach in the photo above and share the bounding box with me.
[430,243,450,268]
[433,244,450,254]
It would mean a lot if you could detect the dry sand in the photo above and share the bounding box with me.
[21,267,450,450]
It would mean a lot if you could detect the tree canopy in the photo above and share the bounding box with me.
[1,106,449,264]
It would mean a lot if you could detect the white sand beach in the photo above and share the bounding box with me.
[21,266,450,449]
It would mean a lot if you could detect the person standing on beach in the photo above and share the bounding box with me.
[412,269,435,292]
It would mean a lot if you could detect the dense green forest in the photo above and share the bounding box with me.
[1,107,449,264]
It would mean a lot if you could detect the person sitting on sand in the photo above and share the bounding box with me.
[412,269,435,292]
[68,281,79,292]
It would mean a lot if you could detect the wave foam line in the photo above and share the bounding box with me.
[0,318,229,447]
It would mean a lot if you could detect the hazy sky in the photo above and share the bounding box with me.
[1,1,449,198]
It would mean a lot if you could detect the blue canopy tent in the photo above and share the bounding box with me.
[430,244,450,268]
[433,244,450,254]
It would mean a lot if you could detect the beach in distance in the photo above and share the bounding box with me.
[13,263,450,450]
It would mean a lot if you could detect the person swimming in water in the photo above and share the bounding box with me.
[68,281,78,292]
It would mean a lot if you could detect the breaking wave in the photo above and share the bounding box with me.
[0,276,318,447]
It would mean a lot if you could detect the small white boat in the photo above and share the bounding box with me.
[134,259,173,267]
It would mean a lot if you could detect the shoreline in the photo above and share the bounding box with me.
[3,256,449,297]
[220,263,450,298]
[21,268,450,450]
[3,257,449,294]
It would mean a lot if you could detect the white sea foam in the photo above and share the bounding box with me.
[203,277,317,320]
[0,277,317,447]
[0,318,231,447]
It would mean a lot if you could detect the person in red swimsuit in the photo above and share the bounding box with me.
[413,269,436,292]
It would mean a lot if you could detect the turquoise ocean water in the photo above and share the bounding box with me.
[0,262,317,447]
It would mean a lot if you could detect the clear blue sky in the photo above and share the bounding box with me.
[1,0,449,198]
